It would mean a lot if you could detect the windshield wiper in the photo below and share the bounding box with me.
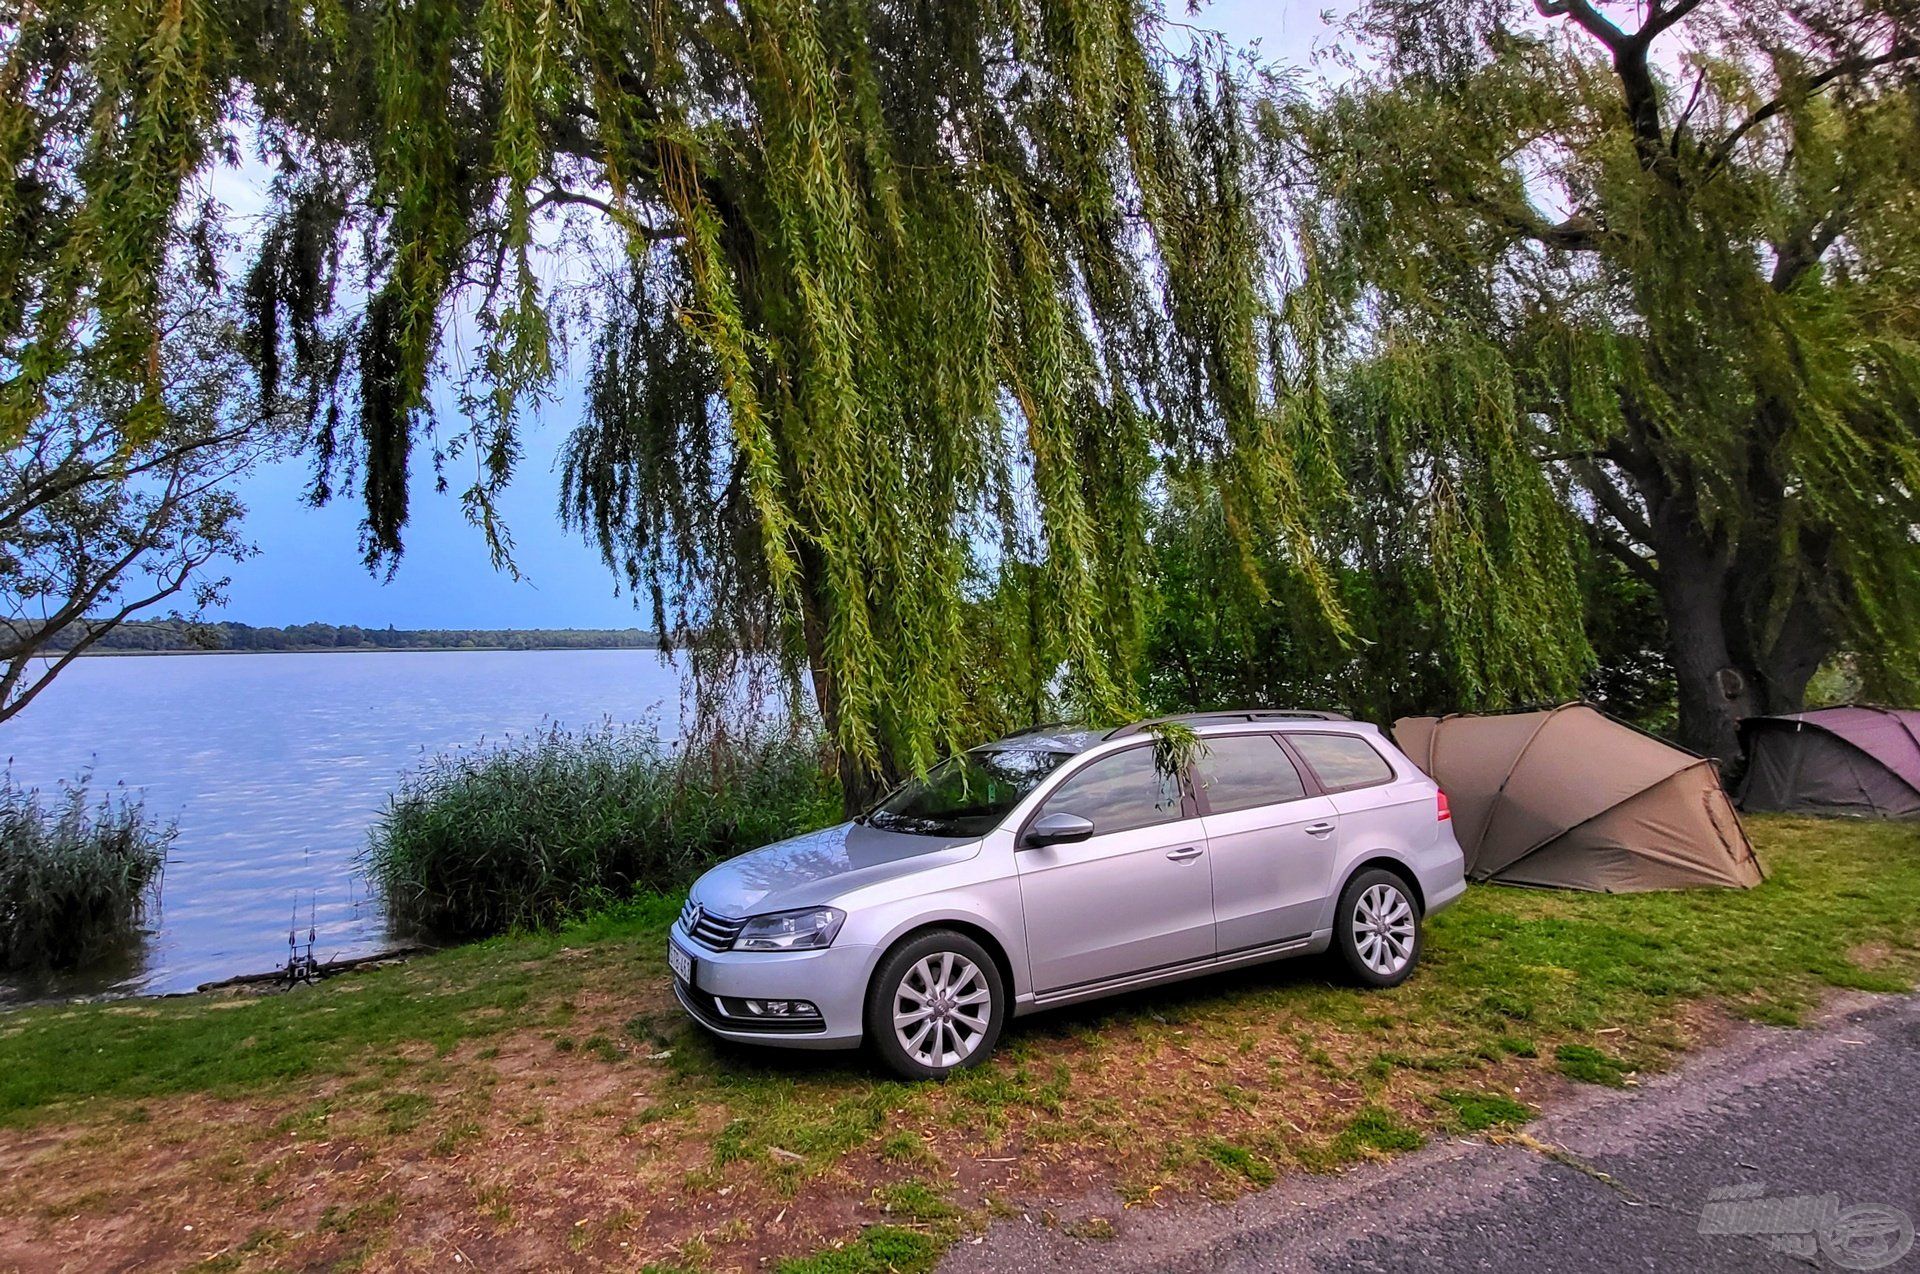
[868,810,964,836]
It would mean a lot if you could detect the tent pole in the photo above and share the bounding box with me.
[1475,702,1577,874]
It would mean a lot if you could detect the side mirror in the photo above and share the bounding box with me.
[1024,811,1095,848]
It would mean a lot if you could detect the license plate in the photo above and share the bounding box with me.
[667,940,694,986]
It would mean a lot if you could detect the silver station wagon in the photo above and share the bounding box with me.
[668,711,1467,1078]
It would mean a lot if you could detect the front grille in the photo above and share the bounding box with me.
[679,896,748,951]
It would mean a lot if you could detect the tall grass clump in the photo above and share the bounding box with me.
[0,775,170,971]
[366,725,841,936]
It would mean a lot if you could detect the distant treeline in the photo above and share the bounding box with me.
[32,618,662,654]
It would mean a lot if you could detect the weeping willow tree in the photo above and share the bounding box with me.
[0,0,1364,802]
[1281,0,1920,764]
[1143,362,1596,726]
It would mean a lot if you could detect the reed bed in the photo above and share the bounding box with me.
[365,724,839,936]
[0,775,170,971]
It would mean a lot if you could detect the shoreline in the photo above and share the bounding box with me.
[0,944,441,1013]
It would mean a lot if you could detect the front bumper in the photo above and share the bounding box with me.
[669,926,873,1050]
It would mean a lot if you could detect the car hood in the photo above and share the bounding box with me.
[689,821,980,917]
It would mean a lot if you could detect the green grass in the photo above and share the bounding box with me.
[1552,1043,1634,1086]
[878,1129,941,1168]
[774,1226,947,1274]
[0,894,679,1122]
[1396,816,1920,1057]
[3,818,1918,1131]
[1328,1106,1426,1159]
[873,1180,961,1221]
[1432,1089,1534,1131]
[1203,1138,1278,1186]
[2,816,1919,1270]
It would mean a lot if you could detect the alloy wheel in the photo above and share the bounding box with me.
[1352,882,1415,977]
[892,951,991,1069]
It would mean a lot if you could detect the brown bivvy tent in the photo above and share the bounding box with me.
[1392,705,1763,892]
[1738,706,1920,819]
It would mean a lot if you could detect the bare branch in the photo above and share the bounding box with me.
[1540,0,1670,166]
[1594,524,1660,586]
[1533,0,1628,54]
[1707,44,1920,175]
[1572,456,1657,552]
[0,550,206,723]
[0,418,258,534]
[1448,187,1604,251]
[1638,0,1704,47]
[0,529,157,665]
[1772,208,1849,291]
[1669,68,1707,157]
[528,186,681,242]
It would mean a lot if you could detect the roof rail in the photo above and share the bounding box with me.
[1104,708,1352,740]
[999,719,1085,740]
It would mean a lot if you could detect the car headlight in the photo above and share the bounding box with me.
[736,906,846,951]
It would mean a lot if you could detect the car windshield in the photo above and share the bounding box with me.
[866,747,1071,837]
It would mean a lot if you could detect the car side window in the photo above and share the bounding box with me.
[1289,733,1395,791]
[1195,734,1308,814]
[1037,746,1183,836]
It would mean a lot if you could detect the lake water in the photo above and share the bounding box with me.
[0,650,690,1001]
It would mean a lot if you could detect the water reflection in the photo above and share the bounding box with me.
[0,649,688,1001]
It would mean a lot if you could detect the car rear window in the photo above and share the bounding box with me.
[1289,733,1395,790]
[1195,734,1308,814]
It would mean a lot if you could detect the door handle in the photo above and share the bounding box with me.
[1304,821,1335,836]
[1166,846,1205,862]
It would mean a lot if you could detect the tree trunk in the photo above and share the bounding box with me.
[1646,500,1836,770]
[1728,527,1836,720]
[1660,575,1755,767]
[794,546,890,820]
[1754,589,1831,715]
[1647,499,1756,767]
[1722,403,1837,720]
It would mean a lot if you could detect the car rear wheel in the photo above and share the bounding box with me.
[866,929,1006,1080]
[1333,868,1421,988]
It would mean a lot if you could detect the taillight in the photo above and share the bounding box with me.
[1436,790,1451,821]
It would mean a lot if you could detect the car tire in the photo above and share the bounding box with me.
[865,929,1007,1080]
[1333,867,1422,988]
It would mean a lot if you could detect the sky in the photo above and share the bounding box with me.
[208,2,1350,631]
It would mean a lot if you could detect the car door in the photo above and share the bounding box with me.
[1014,744,1215,993]
[1195,732,1342,952]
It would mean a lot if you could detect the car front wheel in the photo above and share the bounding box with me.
[1334,868,1422,988]
[866,929,1006,1080]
